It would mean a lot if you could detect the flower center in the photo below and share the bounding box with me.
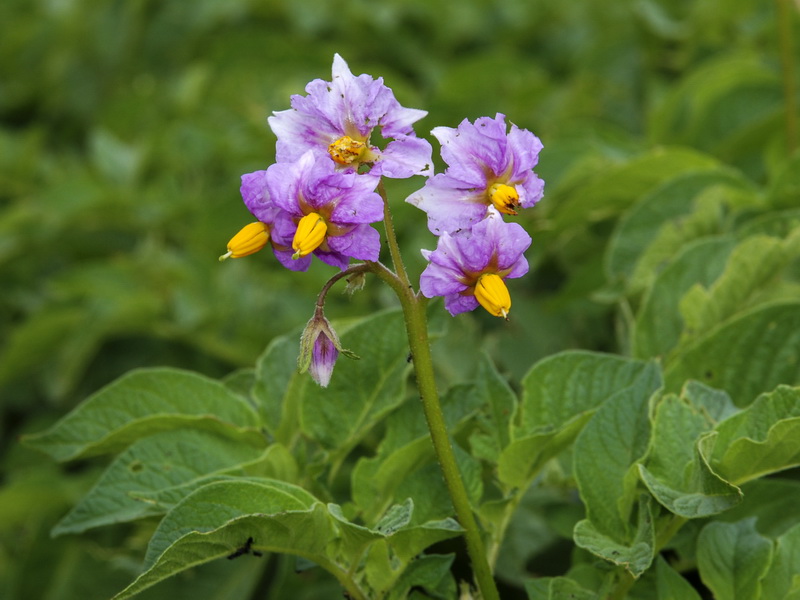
[219,221,270,261]
[292,212,328,259]
[488,183,520,215]
[474,273,511,319]
[328,135,368,165]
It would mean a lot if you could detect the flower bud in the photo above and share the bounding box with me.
[298,309,359,387]
[474,273,511,319]
[219,222,270,261]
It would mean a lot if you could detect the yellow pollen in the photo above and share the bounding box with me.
[488,183,520,216]
[474,273,511,319]
[219,221,270,261]
[292,212,328,259]
[328,135,367,165]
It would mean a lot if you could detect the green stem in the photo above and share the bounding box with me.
[377,180,411,289]
[777,0,798,153]
[366,259,500,600]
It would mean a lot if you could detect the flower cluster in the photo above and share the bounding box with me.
[408,113,543,320]
[222,55,543,385]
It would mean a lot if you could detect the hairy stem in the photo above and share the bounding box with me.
[377,180,411,289]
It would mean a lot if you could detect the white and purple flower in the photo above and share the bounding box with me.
[407,113,544,235]
[268,54,432,179]
[419,211,531,318]
[242,151,384,271]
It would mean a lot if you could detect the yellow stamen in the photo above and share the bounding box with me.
[292,212,327,259]
[328,135,367,165]
[474,273,511,319]
[219,221,270,261]
[488,183,520,215]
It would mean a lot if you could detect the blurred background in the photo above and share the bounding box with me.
[0,0,794,598]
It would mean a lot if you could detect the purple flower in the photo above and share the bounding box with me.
[407,113,544,235]
[419,211,531,317]
[298,308,359,387]
[242,150,384,271]
[268,54,432,179]
[309,329,338,388]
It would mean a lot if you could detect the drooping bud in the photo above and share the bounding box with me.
[328,135,368,165]
[219,222,270,261]
[488,183,520,216]
[292,212,328,259]
[298,308,359,387]
[474,273,511,319]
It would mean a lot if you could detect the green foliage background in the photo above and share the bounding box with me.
[2,0,799,598]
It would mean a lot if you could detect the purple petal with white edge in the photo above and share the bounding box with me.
[273,248,312,272]
[433,115,509,184]
[406,174,488,235]
[240,170,277,224]
[518,173,545,209]
[269,108,335,164]
[419,259,469,298]
[375,136,433,179]
[310,332,338,387]
[444,294,479,316]
[381,105,428,138]
[507,123,543,175]
[326,224,381,262]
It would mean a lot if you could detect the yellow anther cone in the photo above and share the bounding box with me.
[292,212,328,259]
[488,183,520,215]
[474,273,511,319]
[328,135,367,165]
[219,222,270,261]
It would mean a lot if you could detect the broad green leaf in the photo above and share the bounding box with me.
[23,368,262,461]
[572,365,660,535]
[605,169,750,286]
[388,554,456,600]
[708,385,800,484]
[252,329,306,440]
[628,185,742,293]
[654,555,702,600]
[501,351,660,491]
[761,523,800,600]
[300,308,410,451]
[525,576,598,600]
[573,495,655,578]
[468,353,517,463]
[327,503,384,567]
[114,505,337,600]
[718,479,800,537]
[632,236,735,359]
[351,381,483,524]
[680,230,800,342]
[551,147,720,230]
[682,380,739,423]
[638,394,741,518]
[664,302,800,406]
[767,154,800,210]
[696,519,772,600]
[144,478,318,567]
[52,430,268,536]
[517,350,659,436]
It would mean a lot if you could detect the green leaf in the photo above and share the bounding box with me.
[718,479,800,538]
[679,230,800,343]
[573,495,656,578]
[604,169,750,287]
[52,430,268,536]
[468,353,517,463]
[551,147,720,230]
[22,368,262,461]
[654,555,703,600]
[664,302,800,406]
[696,518,772,600]
[300,308,410,451]
[708,385,800,484]
[638,393,741,518]
[500,351,660,490]
[572,365,660,536]
[525,576,598,600]
[387,554,456,600]
[632,237,735,359]
[761,523,800,600]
